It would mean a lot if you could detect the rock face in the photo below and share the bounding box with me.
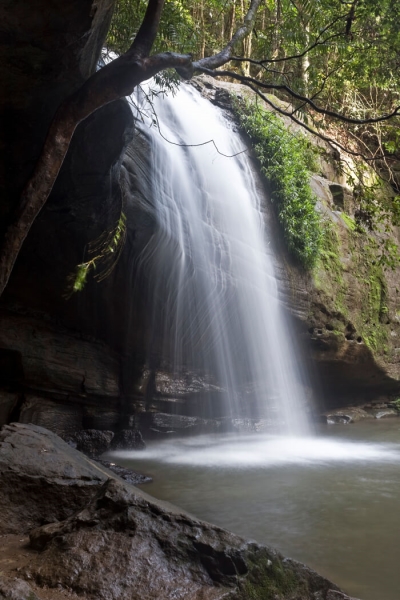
[0,423,356,600]
[0,0,137,434]
[111,428,146,450]
[0,0,117,226]
[284,197,400,407]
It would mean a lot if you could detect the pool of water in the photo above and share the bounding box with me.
[106,420,400,600]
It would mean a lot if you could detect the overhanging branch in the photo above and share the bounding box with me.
[193,0,263,71]
[196,68,400,126]
[198,68,399,166]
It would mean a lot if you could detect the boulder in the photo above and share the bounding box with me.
[0,423,108,534]
[322,407,374,424]
[369,408,398,419]
[25,477,340,600]
[0,422,350,600]
[326,592,361,600]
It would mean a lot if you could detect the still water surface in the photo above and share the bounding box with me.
[108,420,400,600]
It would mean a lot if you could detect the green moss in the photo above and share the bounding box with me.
[238,552,306,600]
[358,270,388,352]
[350,235,389,354]
[72,263,89,293]
[314,219,347,316]
[231,93,392,358]
[341,213,357,231]
[232,97,321,269]
[390,398,400,412]
[313,215,389,356]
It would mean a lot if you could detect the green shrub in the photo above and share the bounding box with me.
[233,99,321,269]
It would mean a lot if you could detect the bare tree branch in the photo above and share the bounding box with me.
[193,0,263,71]
[197,67,399,165]
[129,0,165,56]
[237,34,343,64]
[196,68,400,125]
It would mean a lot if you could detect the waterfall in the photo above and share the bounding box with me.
[132,82,310,434]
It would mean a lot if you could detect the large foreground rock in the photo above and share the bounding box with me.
[0,423,108,534]
[0,423,358,600]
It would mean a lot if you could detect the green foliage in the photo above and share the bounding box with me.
[341,213,356,231]
[107,0,198,56]
[234,98,321,269]
[389,398,400,412]
[68,213,127,296]
[72,263,89,293]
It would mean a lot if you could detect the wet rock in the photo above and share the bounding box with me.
[327,415,352,424]
[150,369,223,398]
[71,429,114,457]
[370,408,398,419]
[323,404,399,423]
[0,312,120,399]
[138,368,229,420]
[111,429,146,450]
[323,407,374,424]
[26,478,342,600]
[0,423,109,534]
[95,460,152,485]
[326,591,361,600]
[140,412,221,438]
[0,577,41,600]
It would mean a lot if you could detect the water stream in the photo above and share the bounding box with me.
[133,82,309,431]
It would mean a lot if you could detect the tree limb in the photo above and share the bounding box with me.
[193,0,263,71]
[198,67,399,166]
[129,0,165,56]
[196,67,400,125]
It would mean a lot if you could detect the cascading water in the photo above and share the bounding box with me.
[133,82,310,433]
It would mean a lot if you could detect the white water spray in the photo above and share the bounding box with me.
[133,82,310,433]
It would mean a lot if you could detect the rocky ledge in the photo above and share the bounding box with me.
[0,423,360,600]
